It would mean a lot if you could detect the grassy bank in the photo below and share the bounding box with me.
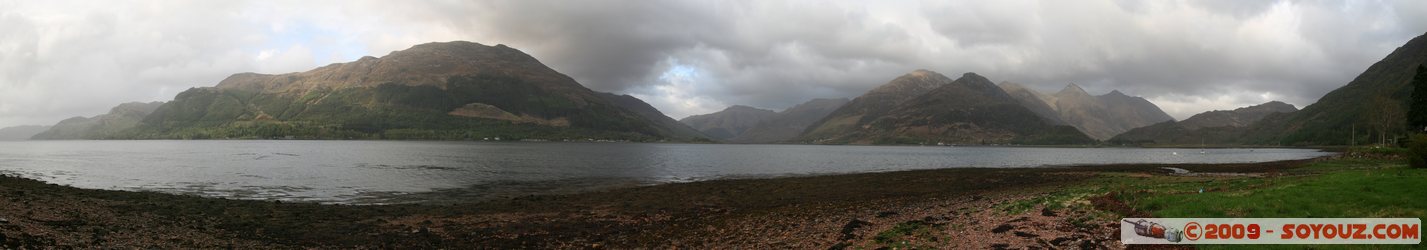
[1123,159,1423,219]
[965,157,1425,249]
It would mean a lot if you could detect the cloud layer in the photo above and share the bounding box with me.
[1,0,1424,127]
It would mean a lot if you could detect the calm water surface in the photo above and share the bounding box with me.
[0,140,1332,204]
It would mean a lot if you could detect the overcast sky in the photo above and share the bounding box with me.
[1,0,1424,127]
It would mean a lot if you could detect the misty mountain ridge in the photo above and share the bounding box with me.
[31,102,165,139]
[678,105,780,140]
[680,98,851,143]
[729,98,850,143]
[994,82,1175,140]
[997,82,1065,125]
[0,125,51,140]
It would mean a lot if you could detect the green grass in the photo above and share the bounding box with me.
[995,189,1100,214]
[1092,159,1426,249]
[1124,160,1424,219]
[871,221,943,249]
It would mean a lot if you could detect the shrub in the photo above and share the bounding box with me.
[1410,133,1427,168]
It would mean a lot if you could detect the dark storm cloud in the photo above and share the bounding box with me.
[1,0,1424,127]
[431,0,1424,119]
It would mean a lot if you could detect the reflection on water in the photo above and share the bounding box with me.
[0,141,1332,204]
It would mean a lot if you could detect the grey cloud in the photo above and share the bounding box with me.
[0,1,274,126]
[1,0,1423,126]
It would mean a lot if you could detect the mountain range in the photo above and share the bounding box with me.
[998,83,1176,140]
[694,71,1175,144]
[1109,101,1298,145]
[728,98,849,143]
[676,98,850,143]
[32,42,707,141]
[27,31,1427,146]
[797,70,1093,145]
[679,105,780,140]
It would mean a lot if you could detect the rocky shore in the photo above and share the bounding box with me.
[0,160,1314,248]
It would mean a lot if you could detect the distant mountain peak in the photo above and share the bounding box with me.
[1057,83,1090,97]
[949,72,1000,92]
[865,70,954,96]
[998,81,1066,125]
[908,69,937,77]
[1105,90,1127,97]
[957,72,990,83]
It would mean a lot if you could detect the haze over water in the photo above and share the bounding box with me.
[0,141,1331,204]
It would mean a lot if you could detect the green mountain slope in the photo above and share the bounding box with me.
[595,92,710,141]
[800,69,953,141]
[799,71,1092,145]
[94,41,706,141]
[1241,32,1427,145]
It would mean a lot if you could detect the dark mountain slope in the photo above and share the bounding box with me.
[1241,32,1427,145]
[1110,101,1298,145]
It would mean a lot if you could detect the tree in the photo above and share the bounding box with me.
[1411,134,1427,168]
[1410,65,1427,133]
[1410,65,1427,168]
[1368,97,1404,146]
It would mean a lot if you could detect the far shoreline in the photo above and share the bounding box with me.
[4,138,1341,149]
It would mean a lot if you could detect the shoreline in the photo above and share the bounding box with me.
[0,158,1333,248]
[4,139,1336,149]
